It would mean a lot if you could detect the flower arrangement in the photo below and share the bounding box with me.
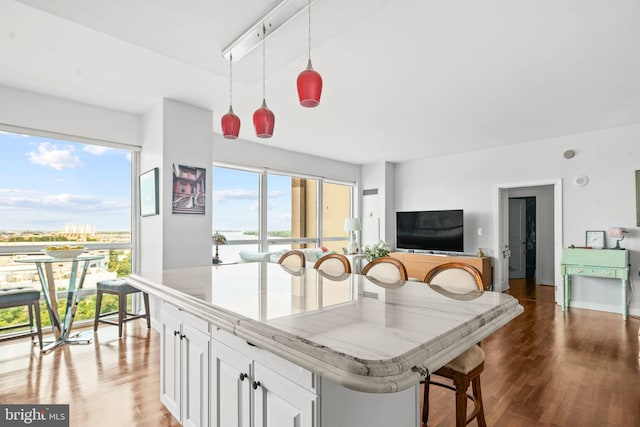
[363,240,390,262]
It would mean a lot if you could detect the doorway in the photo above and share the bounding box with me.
[494,180,563,305]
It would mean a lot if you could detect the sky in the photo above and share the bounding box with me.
[212,168,292,232]
[0,130,293,233]
[0,130,131,231]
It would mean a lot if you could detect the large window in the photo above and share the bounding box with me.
[212,165,354,261]
[0,129,134,331]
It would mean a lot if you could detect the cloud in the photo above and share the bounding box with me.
[214,189,259,202]
[0,191,128,214]
[27,142,81,170]
[82,145,113,155]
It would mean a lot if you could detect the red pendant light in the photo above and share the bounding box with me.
[253,99,275,138]
[221,53,240,139]
[297,0,322,107]
[254,24,275,138]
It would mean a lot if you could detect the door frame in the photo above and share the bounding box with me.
[494,179,563,305]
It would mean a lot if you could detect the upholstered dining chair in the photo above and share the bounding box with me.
[360,257,408,285]
[277,250,306,271]
[421,262,486,427]
[313,253,351,276]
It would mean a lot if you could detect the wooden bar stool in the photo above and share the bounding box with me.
[0,287,43,349]
[93,279,150,338]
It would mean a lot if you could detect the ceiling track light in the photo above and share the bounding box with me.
[222,0,314,62]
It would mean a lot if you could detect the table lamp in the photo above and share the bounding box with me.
[344,218,361,254]
[213,231,228,264]
[607,227,627,250]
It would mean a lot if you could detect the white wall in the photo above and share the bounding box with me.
[0,84,140,147]
[212,134,358,183]
[391,123,640,316]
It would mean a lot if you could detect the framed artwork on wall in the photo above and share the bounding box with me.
[140,167,159,217]
[636,170,640,226]
[172,164,206,215]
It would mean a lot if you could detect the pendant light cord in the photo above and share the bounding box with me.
[229,53,233,106]
[262,24,266,100]
[308,0,311,60]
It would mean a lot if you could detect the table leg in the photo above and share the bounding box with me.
[562,274,569,312]
[622,279,627,321]
[36,263,62,339]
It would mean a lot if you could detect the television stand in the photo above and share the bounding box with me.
[390,252,492,288]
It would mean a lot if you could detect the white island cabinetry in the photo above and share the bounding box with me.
[210,329,317,427]
[160,302,209,427]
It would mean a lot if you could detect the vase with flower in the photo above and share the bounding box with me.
[363,240,390,262]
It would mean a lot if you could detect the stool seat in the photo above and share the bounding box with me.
[0,287,43,349]
[97,279,141,294]
[94,279,150,338]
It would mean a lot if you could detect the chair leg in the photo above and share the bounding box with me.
[422,376,431,424]
[32,300,43,350]
[94,290,103,332]
[27,302,34,342]
[118,292,126,338]
[453,373,470,427]
[472,375,486,427]
[143,292,151,329]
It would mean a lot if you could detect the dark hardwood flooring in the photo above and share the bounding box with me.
[1,280,639,426]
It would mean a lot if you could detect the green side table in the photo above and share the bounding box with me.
[560,248,630,320]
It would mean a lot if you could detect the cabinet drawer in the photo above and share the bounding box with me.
[564,267,621,279]
[161,301,209,334]
[212,328,317,394]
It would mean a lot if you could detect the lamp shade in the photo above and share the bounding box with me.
[344,218,361,232]
[297,59,322,108]
[221,106,240,139]
[608,227,626,238]
[253,99,275,138]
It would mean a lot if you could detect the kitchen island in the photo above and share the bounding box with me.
[128,262,523,427]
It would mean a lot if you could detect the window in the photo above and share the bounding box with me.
[0,129,134,330]
[212,165,354,261]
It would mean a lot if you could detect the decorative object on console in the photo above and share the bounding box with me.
[213,231,227,264]
[608,227,627,250]
[253,24,275,138]
[297,0,322,107]
[221,53,240,139]
[363,240,390,262]
[585,230,605,249]
[344,218,361,254]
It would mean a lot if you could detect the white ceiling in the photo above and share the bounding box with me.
[2,0,639,164]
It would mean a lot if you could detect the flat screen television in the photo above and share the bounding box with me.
[396,210,464,252]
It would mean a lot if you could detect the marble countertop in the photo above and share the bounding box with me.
[128,262,523,393]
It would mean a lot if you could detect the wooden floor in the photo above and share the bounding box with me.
[1,281,639,426]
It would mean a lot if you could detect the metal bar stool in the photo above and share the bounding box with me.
[93,279,150,338]
[0,287,43,349]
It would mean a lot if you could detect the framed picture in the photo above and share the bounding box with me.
[636,170,640,226]
[139,167,159,217]
[585,230,605,249]
[172,164,206,214]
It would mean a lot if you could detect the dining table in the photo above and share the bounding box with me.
[15,254,104,352]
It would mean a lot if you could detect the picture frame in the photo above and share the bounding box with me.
[636,170,640,227]
[172,164,206,215]
[585,230,605,249]
[140,167,159,217]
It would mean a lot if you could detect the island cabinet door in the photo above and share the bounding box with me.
[210,340,252,427]
[160,310,182,421]
[181,323,210,427]
[253,361,317,427]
